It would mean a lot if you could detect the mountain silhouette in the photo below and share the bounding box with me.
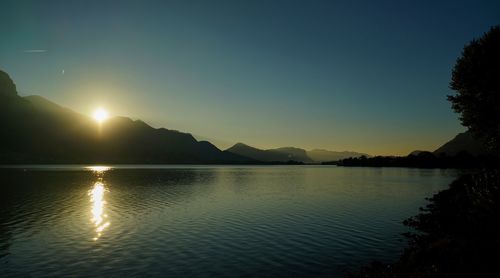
[226,143,314,163]
[408,150,427,156]
[434,131,489,156]
[307,149,368,162]
[226,143,320,163]
[272,147,314,163]
[226,143,369,163]
[0,70,253,164]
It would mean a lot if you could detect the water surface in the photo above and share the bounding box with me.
[0,165,457,277]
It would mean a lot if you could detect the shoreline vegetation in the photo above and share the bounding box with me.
[0,161,309,166]
[2,151,497,168]
[326,152,499,169]
[350,169,500,277]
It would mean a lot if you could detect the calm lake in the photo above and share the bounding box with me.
[0,165,457,277]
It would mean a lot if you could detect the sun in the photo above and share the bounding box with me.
[93,108,109,123]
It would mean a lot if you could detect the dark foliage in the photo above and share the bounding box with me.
[331,152,499,168]
[448,26,500,152]
[0,70,17,97]
[351,170,500,277]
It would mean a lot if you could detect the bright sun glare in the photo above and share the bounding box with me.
[93,108,109,123]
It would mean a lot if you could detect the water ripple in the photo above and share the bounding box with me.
[0,166,457,277]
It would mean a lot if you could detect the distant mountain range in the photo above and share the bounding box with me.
[0,69,489,164]
[226,143,314,163]
[307,149,368,162]
[225,143,367,163]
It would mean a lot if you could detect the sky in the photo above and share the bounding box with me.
[1,0,499,155]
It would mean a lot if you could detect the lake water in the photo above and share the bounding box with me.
[0,165,457,277]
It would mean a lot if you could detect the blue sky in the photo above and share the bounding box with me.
[1,0,499,155]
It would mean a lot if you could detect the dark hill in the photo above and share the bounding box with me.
[226,143,314,163]
[434,131,489,156]
[307,149,367,162]
[0,70,253,164]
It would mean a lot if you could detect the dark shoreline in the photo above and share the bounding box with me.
[350,169,500,277]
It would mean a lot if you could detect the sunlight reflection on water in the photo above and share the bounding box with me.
[87,166,111,241]
[85,166,111,172]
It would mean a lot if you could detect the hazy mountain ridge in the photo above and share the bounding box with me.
[226,143,313,163]
[226,143,366,163]
[307,149,368,162]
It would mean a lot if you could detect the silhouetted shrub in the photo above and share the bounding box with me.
[0,70,17,97]
[448,26,500,152]
[335,152,496,168]
[351,170,500,277]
